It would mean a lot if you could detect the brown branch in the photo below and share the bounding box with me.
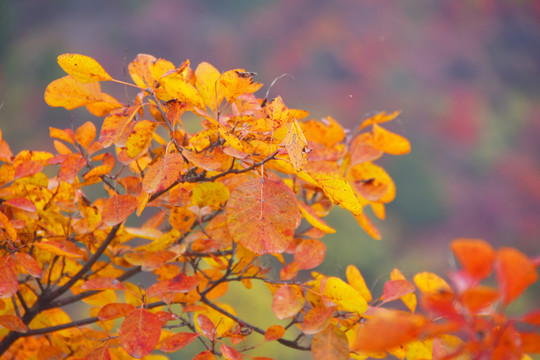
[200,296,310,351]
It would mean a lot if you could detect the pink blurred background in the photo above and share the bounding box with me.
[1,0,539,298]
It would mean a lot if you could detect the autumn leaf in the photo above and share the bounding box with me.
[142,152,184,194]
[102,194,137,226]
[33,240,84,259]
[193,350,216,360]
[271,285,305,320]
[97,303,135,321]
[321,276,367,314]
[160,332,199,353]
[81,277,126,291]
[0,211,17,241]
[282,119,309,171]
[0,257,18,298]
[226,178,299,255]
[366,123,411,155]
[197,314,217,341]
[352,310,428,353]
[381,279,416,304]
[219,69,263,102]
[307,170,363,215]
[195,62,223,112]
[15,252,42,278]
[264,325,286,341]
[413,272,452,295]
[0,314,28,333]
[57,53,112,83]
[298,201,336,234]
[294,239,326,270]
[495,247,538,305]
[450,238,495,280]
[302,306,336,335]
[346,265,372,303]
[390,268,417,313]
[44,75,103,110]
[119,308,162,358]
[311,324,349,360]
[126,120,158,158]
[99,106,140,148]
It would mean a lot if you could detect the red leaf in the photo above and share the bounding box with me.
[197,314,216,341]
[495,247,538,305]
[146,274,199,301]
[15,252,42,278]
[0,314,28,333]
[521,309,540,326]
[226,179,299,255]
[311,324,349,360]
[160,332,199,353]
[4,198,37,212]
[81,277,125,291]
[0,257,18,299]
[119,308,162,358]
[220,344,243,360]
[450,238,495,280]
[85,345,111,360]
[271,285,305,320]
[97,303,135,321]
[380,279,415,303]
[102,194,137,226]
[294,239,326,270]
[14,160,43,180]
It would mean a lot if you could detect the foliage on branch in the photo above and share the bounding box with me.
[0,53,538,359]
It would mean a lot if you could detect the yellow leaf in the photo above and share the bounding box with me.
[99,106,141,148]
[413,272,452,295]
[298,202,336,234]
[0,211,17,241]
[126,120,158,158]
[44,75,103,110]
[33,240,84,259]
[195,62,223,112]
[346,265,372,302]
[308,170,363,215]
[322,276,367,314]
[282,119,309,171]
[161,74,205,109]
[192,182,230,210]
[74,121,96,149]
[57,53,112,83]
[358,111,401,130]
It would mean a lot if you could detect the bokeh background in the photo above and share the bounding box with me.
[1,1,539,359]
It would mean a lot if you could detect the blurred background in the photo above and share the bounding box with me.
[1,0,539,358]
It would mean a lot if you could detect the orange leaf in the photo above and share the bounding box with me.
[346,265,372,302]
[460,285,499,313]
[220,344,243,360]
[75,121,97,149]
[294,239,326,270]
[359,111,400,130]
[271,285,305,320]
[119,308,162,358]
[142,153,183,194]
[5,197,37,212]
[302,306,336,335]
[193,350,216,360]
[146,274,199,301]
[264,325,286,341]
[450,238,495,280]
[44,75,102,110]
[495,247,538,305]
[219,69,263,102]
[102,194,137,226]
[226,178,299,255]
[14,160,43,180]
[57,53,112,83]
[33,240,84,259]
[0,314,28,333]
[126,120,158,158]
[352,310,427,353]
[169,207,197,232]
[85,345,111,360]
[0,258,18,299]
[97,303,135,321]
[49,127,75,144]
[129,53,157,89]
[160,332,199,353]
[521,332,540,353]
[311,324,349,360]
[99,106,140,148]
[15,252,42,278]
[81,277,125,291]
[381,279,415,304]
[522,309,540,326]
[366,123,411,155]
[0,211,17,241]
[197,314,216,341]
